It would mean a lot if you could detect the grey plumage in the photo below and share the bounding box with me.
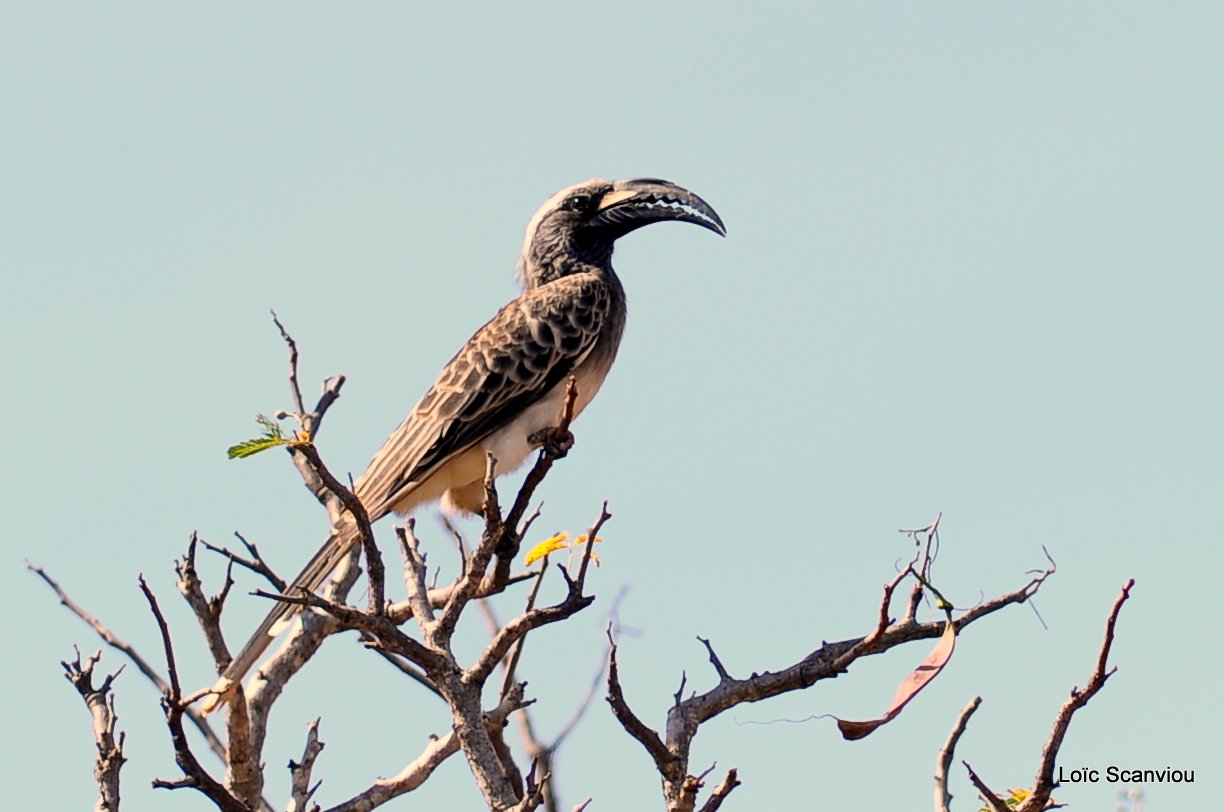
[207,178,723,709]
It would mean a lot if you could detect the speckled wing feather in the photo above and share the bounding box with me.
[208,273,615,707]
[354,272,614,518]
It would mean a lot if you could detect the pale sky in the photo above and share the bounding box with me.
[4,3,1221,809]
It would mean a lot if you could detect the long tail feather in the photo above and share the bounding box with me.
[203,529,355,713]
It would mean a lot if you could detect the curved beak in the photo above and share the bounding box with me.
[588,178,726,238]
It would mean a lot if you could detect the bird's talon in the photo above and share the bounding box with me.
[531,427,575,458]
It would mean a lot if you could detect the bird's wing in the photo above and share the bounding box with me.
[206,274,613,712]
[355,273,613,518]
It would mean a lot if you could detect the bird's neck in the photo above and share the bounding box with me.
[520,256,616,289]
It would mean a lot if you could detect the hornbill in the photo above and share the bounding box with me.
[207,177,725,709]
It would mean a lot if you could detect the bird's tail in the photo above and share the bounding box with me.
[202,528,357,714]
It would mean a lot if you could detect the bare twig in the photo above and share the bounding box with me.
[62,649,126,812]
[201,532,286,593]
[324,732,459,812]
[272,314,347,520]
[477,576,626,812]
[934,696,982,812]
[498,560,550,701]
[514,759,551,812]
[252,585,445,671]
[435,454,505,644]
[697,637,731,684]
[488,378,581,588]
[466,506,610,688]
[244,546,363,781]
[396,520,436,627]
[609,548,1058,811]
[1019,579,1135,812]
[139,576,246,812]
[565,504,609,593]
[272,310,308,418]
[958,580,1135,812]
[868,563,917,646]
[294,442,384,616]
[606,629,675,777]
[287,719,325,812]
[549,587,630,752]
[28,562,229,765]
[963,760,1010,812]
[176,533,233,672]
[373,649,444,700]
[697,769,741,812]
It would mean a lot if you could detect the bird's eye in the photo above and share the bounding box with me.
[567,194,591,212]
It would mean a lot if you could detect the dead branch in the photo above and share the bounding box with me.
[38,311,1132,812]
[467,506,610,688]
[957,579,1136,812]
[28,562,229,765]
[324,732,459,812]
[287,719,325,812]
[260,417,597,811]
[609,548,1057,811]
[963,760,1010,812]
[1019,579,1134,812]
[294,441,384,616]
[475,571,626,812]
[489,377,580,584]
[62,648,126,812]
[244,547,363,762]
[696,769,741,812]
[271,313,347,522]
[435,453,507,643]
[139,576,246,812]
[606,631,674,776]
[934,696,981,812]
[176,532,233,672]
[201,532,286,593]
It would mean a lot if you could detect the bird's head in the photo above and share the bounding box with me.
[516,177,725,288]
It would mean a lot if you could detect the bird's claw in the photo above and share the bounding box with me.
[530,426,575,458]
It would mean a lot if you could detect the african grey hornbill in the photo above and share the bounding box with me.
[208,177,725,708]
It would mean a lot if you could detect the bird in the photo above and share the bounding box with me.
[207,177,725,709]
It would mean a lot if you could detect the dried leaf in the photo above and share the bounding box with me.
[836,620,957,740]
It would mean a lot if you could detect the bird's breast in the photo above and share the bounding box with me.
[484,337,616,471]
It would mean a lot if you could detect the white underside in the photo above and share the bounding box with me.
[390,356,610,517]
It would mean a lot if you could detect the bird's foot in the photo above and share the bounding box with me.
[530,426,575,458]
